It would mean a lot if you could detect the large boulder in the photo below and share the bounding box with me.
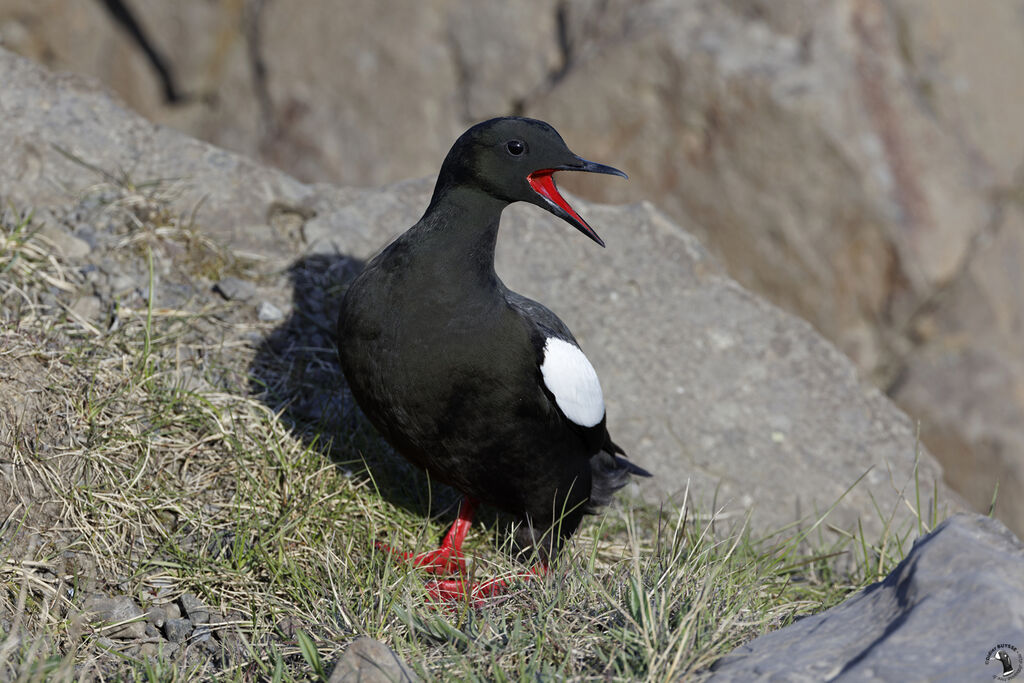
[0,0,559,187]
[0,47,959,543]
[709,514,1024,681]
[533,0,988,359]
[890,203,1024,535]
[531,0,1024,540]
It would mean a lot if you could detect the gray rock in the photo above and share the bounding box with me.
[38,224,91,259]
[328,637,420,683]
[0,0,554,191]
[72,223,98,250]
[201,635,220,655]
[257,300,285,322]
[178,593,210,624]
[138,641,160,659]
[708,514,1024,681]
[532,0,991,356]
[892,205,1024,538]
[163,602,182,620]
[526,0,1024,540]
[108,273,138,296]
[162,617,192,643]
[214,277,257,302]
[81,594,146,640]
[208,612,228,632]
[0,47,313,257]
[145,605,166,629]
[69,295,102,325]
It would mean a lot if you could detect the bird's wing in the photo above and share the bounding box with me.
[504,291,575,341]
[505,291,605,429]
[507,291,652,492]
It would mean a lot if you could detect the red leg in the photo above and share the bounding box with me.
[425,565,547,606]
[377,497,478,575]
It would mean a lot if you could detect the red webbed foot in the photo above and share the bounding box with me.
[377,497,547,605]
[424,566,546,606]
[375,542,467,575]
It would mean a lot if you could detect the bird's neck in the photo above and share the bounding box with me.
[410,184,508,291]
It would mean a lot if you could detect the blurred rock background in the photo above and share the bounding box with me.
[2,0,1022,536]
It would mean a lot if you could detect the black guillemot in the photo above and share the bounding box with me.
[336,117,650,602]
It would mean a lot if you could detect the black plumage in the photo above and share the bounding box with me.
[336,117,649,595]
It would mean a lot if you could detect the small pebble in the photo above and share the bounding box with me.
[328,637,421,683]
[214,276,257,302]
[244,331,265,347]
[145,606,166,628]
[39,224,91,259]
[257,300,284,322]
[82,594,146,640]
[179,593,210,624]
[70,295,102,324]
[139,642,161,659]
[109,273,138,295]
[202,635,220,654]
[163,617,192,643]
[73,223,98,249]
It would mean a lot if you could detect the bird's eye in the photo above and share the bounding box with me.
[506,140,526,156]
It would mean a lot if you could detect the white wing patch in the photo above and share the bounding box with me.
[540,337,605,428]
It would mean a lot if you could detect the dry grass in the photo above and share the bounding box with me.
[0,193,934,681]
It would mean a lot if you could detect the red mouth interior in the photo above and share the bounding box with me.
[527,170,592,232]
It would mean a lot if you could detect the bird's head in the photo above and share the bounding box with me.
[436,117,627,247]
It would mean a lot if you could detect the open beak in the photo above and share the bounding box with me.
[527,158,627,248]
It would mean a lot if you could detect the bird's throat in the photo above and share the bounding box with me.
[414,186,506,286]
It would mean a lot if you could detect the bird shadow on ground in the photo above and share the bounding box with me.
[246,252,504,542]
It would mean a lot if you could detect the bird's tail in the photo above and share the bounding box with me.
[586,450,652,513]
